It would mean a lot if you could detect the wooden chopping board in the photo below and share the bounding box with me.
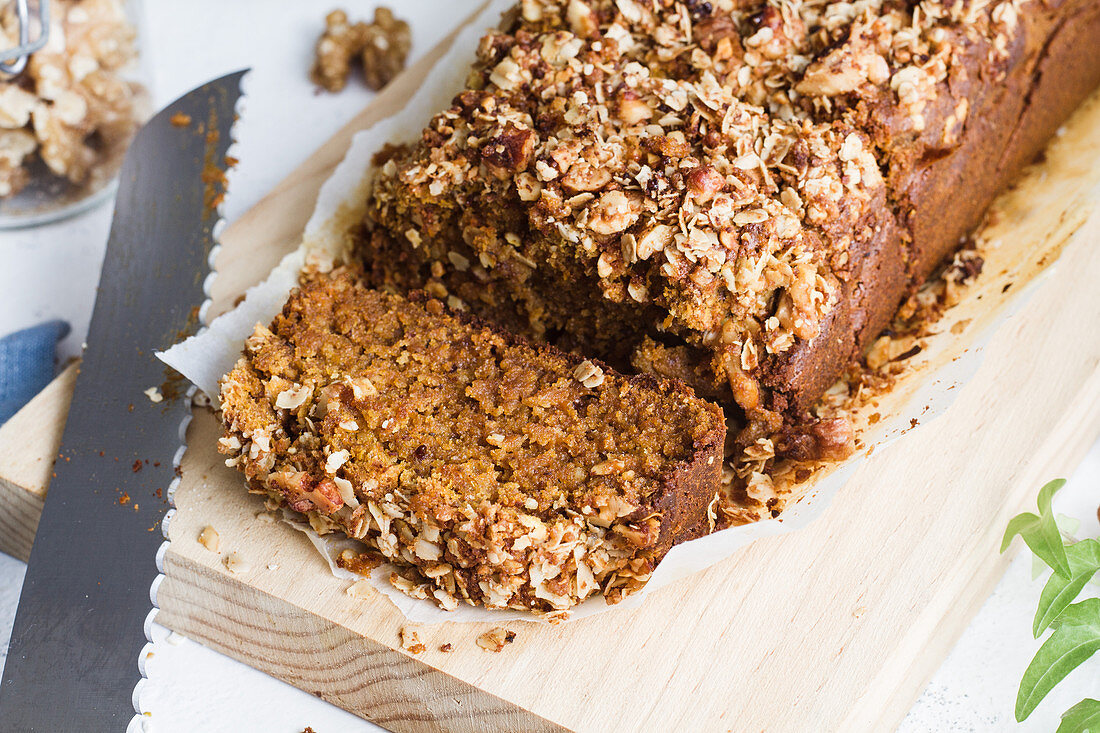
[4,12,1100,732]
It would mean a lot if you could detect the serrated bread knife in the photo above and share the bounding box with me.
[0,70,247,732]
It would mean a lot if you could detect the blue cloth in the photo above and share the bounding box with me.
[0,320,70,425]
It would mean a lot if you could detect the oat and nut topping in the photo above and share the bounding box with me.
[361,0,1022,407]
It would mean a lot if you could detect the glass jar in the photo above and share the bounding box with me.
[0,0,150,228]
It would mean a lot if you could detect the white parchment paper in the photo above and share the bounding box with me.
[159,0,1100,623]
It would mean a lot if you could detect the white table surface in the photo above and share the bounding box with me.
[0,2,1098,730]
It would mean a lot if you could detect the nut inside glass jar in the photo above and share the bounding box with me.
[0,0,150,228]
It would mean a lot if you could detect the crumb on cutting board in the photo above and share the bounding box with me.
[476,627,516,653]
[400,626,426,655]
[198,525,220,553]
[345,580,375,599]
[223,552,250,574]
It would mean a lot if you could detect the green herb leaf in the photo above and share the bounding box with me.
[1034,540,1100,638]
[1017,599,1100,721]
[1037,478,1067,516]
[1002,479,1071,579]
[1058,514,1083,542]
[1056,698,1100,733]
[1052,599,1100,629]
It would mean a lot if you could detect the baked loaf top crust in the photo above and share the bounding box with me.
[219,270,724,614]
[361,0,1027,416]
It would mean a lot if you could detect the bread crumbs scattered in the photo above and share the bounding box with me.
[169,111,191,127]
[143,386,163,403]
[439,643,453,653]
[476,627,516,653]
[400,626,426,655]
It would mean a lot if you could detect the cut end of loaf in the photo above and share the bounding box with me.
[218,268,724,615]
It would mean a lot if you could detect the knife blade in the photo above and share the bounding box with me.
[0,69,247,732]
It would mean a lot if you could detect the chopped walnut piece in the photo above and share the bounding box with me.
[399,626,426,655]
[481,123,535,178]
[475,627,516,653]
[777,417,854,462]
[359,8,412,91]
[587,189,641,235]
[310,10,364,92]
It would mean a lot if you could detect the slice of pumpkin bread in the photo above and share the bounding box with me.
[218,268,724,615]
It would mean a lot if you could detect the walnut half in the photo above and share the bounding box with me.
[311,7,411,93]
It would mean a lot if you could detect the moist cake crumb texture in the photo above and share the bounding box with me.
[219,269,724,614]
